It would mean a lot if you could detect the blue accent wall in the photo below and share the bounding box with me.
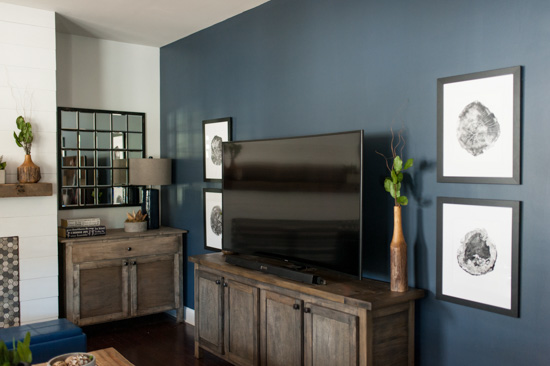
[160,0,550,364]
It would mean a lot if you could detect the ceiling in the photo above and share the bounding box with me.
[3,0,270,47]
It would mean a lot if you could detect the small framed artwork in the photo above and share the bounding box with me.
[203,117,232,182]
[437,66,521,184]
[203,188,223,251]
[436,197,520,317]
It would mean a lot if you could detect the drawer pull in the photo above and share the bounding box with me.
[127,247,132,251]
[293,304,300,310]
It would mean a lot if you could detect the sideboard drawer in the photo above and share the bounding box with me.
[72,235,179,263]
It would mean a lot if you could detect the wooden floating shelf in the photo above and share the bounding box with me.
[0,183,53,198]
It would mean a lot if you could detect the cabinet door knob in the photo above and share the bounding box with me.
[123,261,129,266]
[127,247,132,251]
[304,307,311,313]
[215,280,221,285]
[293,304,300,310]
[223,282,228,287]
[132,261,137,265]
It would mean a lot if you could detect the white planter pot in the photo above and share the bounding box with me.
[0,170,5,184]
[124,221,147,233]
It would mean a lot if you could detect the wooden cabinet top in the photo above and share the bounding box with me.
[190,252,424,311]
[59,226,187,245]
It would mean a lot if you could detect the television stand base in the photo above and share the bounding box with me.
[191,253,425,366]
[224,254,326,285]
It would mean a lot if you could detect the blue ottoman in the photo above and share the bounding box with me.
[0,318,87,363]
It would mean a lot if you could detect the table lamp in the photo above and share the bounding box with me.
[129,157,172,229]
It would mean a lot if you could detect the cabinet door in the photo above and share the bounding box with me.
[75,259,129,326]
[196,270,224,355]
[131,254,179,317]
[304,303,359,366]
[261,291,303,366]
[224,279,259,366]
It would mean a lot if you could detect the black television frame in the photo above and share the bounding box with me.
[221,130,364,280]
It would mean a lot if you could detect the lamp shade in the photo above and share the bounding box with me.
[129,158,172,186]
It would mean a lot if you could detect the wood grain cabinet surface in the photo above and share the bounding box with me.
[190,253,424,366]
[195,270,260,366]
[261,291,303,366]
[59,227,187,326]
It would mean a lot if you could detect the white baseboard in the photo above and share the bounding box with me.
[166,307,195,326]
[184,307,195,326]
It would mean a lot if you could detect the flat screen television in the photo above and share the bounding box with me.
[222,130,364,279]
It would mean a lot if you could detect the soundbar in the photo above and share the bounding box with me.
[225,254,326,285]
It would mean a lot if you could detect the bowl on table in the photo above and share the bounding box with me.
[47,352,96,366]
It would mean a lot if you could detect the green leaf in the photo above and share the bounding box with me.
[389,183,397,198]
[384,178,392,193]
[393,156,403,172]
[16,342,31,363]
[391,170,397,184]
[23,125,33,144]
[15,343,23,363]
[397,172,404,183]
[0,341,7,363]
[397,196,409,205]
[12,340,19,364]
[0,162,5,170]
[404,158,413,170]
[16,116,24,130]
[23,332,30,348]
[13,132,22,147]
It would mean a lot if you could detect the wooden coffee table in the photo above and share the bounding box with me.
[35,347,134,366]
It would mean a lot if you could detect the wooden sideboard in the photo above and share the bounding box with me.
[190,253,424,366]
[59,227,187,326]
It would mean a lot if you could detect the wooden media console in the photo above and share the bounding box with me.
[190,253,424,366]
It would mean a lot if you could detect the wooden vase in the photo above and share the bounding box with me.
[390,205,408,292]
[17,154,41,183]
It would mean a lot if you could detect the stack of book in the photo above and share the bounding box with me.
[58,218,106,238]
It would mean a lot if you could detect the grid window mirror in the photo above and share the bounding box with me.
[58,107,145,209]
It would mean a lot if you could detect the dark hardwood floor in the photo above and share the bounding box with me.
[82,313,231,366]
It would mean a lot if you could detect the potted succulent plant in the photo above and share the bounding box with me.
[0,155,6,184]
[13,116,40,183]
[0,331,32,366]
[124,209,148,233]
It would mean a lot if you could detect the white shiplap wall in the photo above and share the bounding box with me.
[0,3,58,324]
[56,34,161,228]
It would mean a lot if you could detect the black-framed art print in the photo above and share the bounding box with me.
[436,197,520,317]
[437,66,521,184]
[203,117,232,182]
[203,188,223,251]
